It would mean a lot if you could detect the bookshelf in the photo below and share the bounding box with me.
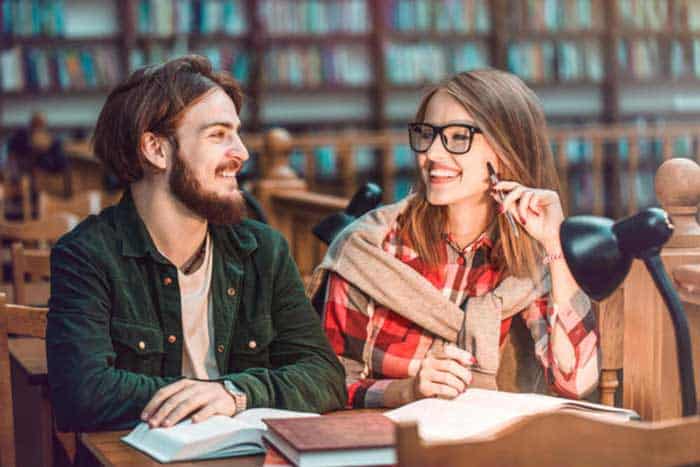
[3,0,700,139]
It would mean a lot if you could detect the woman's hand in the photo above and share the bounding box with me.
[491,180,564,250]
[412,343,475,401]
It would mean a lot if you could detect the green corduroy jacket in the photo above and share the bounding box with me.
[46,190,346,432]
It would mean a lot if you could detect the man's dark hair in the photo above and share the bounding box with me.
[92,54,244,184]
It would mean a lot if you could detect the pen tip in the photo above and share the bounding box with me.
[486,162,495,176]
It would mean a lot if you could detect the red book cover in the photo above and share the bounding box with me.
[264,413,395,452]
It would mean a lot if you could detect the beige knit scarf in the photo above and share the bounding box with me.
[307,196,550,389]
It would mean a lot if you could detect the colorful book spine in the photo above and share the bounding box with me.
[264,44,370,87]
[1,0,65,36]
[135,0,247,35]
[386,0,490,33]
[0,45,121,92]
[259,0,368,35]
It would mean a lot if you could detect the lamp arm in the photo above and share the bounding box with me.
[642,252,698,416]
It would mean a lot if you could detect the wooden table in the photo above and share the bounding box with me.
[80,409,381,466]
[80,431,266,467]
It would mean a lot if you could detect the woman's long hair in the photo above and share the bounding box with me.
[398,69,561,279]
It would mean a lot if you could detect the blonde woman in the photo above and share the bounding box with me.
[309,69,600,409]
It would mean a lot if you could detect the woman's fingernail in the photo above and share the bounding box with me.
[520,217,526,225]
[498,205,504,213]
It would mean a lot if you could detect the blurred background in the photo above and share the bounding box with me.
[2,0,700,220]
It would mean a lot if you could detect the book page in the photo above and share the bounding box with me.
[122,409,318,462]
[385,389,638,442]
[385,397,526,442]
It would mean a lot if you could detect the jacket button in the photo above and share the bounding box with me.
[163,277,173,286]
[138,341,146,350]
[217,344,225,353]
[227,287,236,296]
[248,340,257,350]
[168,335,177,344]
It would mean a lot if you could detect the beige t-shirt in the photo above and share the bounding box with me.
[178,234,220,379]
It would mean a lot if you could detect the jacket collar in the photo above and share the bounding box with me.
[115,189,258,262]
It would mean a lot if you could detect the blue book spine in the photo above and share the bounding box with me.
[80,49,97,87]
[2,0,12,34]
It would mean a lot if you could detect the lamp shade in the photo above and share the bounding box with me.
[560,216,633,301]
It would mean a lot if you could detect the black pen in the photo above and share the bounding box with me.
[487,162,519,238]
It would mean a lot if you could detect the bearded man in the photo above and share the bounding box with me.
[47,55,346,435]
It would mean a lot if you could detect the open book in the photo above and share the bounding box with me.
[385,388,639,443]
[121,408,317,463]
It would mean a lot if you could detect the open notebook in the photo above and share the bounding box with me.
[385,388,639,443]
[122,408,317,463]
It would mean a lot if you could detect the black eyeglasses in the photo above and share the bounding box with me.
[408,122,482,155]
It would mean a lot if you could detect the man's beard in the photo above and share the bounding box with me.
[169,147,246,225]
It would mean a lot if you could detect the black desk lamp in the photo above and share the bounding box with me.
[560,208,697,416]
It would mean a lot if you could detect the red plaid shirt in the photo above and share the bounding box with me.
[323,224,600,408]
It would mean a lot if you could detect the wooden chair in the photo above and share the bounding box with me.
[0,212,78,247]
[0,213,76,309]
[395,412,700,467]
[10,243,50,306]
[0,293,48,467]
[0,176,31,222]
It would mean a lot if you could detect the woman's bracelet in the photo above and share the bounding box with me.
[543,251,564,265]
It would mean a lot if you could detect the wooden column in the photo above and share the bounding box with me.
[252,128,306,235]
[596,287,624,407]
[622,158,700,420]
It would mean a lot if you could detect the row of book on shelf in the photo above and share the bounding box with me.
[264,45,371,87]
[0,45,120,92]
[509,0,600,32]
[135,0,247,36]
[618,0,700,30]
[618,38,700,79]
[259,0,368,35]
[7,38,700,92]
[136,0,369,36]
[507,40,603,83]
[385,0,490,33]
[1,0,65,37]
[129,42,251,84]
[385,42,488,84]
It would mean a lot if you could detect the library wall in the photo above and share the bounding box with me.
[2,0,700,214]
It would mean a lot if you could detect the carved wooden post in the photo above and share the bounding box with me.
[253,128,306,236]
[622,158,700,420]
[596,287,624,406]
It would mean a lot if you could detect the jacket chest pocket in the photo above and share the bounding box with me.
[231,319,275,370]
[111,320,166,376]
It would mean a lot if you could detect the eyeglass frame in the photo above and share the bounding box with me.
[407,122,483,155]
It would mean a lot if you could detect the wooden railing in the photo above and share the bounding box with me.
[618,158,700,420]
[256,124,700,218]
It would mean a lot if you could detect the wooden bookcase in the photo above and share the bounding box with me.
[2,0,700,139]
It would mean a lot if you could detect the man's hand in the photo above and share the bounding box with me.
[140,379,237,428]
